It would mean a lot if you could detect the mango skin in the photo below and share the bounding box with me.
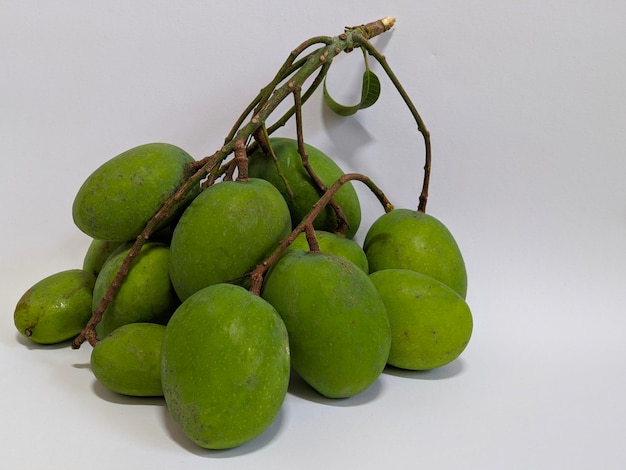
[82,239,124,276]
[72,143,197,242]
[363,209,468,298]
[169,178,291,300]
[261,251,390,399]
[369,269,473,370]
[93,242,179,339]
[91,323,165,396]
[14,269,96,344]
[285,230,369,273]
[161,284,290,450]
[248,137,361,238]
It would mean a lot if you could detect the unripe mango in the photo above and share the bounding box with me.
[14,269,96,344]
[161,283,290,449]
[82,239,124,276]
[364,209,468,298]
[169,178,291,300]
[369,269,473,370]
[248,137,361,238]
[72,143,198,242]
[285,230,369,273]
[93,241,179,339]
[91,323,165,396]
[261,251,390,398]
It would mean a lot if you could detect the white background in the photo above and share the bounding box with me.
[2,1,626,469]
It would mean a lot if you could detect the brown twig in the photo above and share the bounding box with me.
[234,139,249,181]
[248,172,393,295]
[71,153,223,349]
[293,86,350,235]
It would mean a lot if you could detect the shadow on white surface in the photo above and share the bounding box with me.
[286,368,383,406]
[89,376,287,457]
[383,357,466,380]
[13,331,74,351]
[160,399,286,458]
[321,100,375,162]
[91,379,165,407]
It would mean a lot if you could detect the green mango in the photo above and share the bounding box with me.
[82,239,124,276]
[93,241,179,339]
[14,269,96,345]
[82,228,173,277]
[91,323,165,396]
[248,137,361,238]
[363,209,468,298]
[369,269,473,370]
[285,230,369,273]
[169,178,291,301]
[261,250,390,398]
[161,283,290,449]
[72,142,198,242]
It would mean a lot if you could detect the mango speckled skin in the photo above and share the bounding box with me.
[169,178,291,300]
[14,269,96,344]
[161,284,290,450]
[82,239,124,276]
[369,269,473,370]
[248,137,361,238]
[72,142,197,242]
[285,230,369,273]
[93,242,179,339]
[91,323,165,396]
[261,251,390,399]
[363,209,468,298]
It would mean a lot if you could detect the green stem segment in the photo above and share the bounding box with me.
[354,35,432,212]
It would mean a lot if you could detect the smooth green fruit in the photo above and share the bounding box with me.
[285,230,369,273]
[248,137,361,238]
[161,284,290,449]
[369,269,473,370]
[82,230,174,278]
[82,239,124,276]
[364,209,468,298]
[72,143,198,241]
[169,178,291,300]
[91,323,165,396]
[93,241,179,339]
[14,269,96,344]
[261,251,390,398]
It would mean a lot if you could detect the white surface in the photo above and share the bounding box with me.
[2,1,626,469]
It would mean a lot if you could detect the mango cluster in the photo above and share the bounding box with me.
[14,138,473,450]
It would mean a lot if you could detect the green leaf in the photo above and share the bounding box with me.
[359,69,381,109]
[323,69,381,116]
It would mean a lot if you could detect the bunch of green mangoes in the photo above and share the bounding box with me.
[14,137,473,450]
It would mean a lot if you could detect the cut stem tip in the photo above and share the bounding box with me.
[382,17,396,30]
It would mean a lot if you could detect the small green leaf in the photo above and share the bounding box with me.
[359,69,381,109]
[323,69,381,116]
